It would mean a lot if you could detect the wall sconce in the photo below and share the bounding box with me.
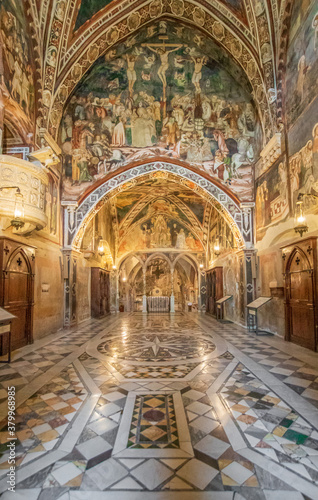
[122,276,127,282]
[214,241,220,256]
[112,265,117,270]
[97,238,106,256]
[294,192,318,237]
[199,263,204,269]
[0,186,25,230]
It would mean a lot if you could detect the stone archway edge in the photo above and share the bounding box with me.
[62,161,255,250]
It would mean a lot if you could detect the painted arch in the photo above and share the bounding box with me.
[43,1,275,143]
[64,160,254,252]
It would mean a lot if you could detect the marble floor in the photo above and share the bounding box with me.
[1,313,318,499]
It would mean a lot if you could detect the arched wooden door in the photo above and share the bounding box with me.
[283,240,317,351]
[0,238,35,351]
[206,267,223,316]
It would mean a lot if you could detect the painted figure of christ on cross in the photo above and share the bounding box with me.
[142,37,183,118]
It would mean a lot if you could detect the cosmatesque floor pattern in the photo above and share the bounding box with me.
[1,313,318,499]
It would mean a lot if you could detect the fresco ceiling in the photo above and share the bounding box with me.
[107,176,237,259]
[1,0,284,162]
[73,0,248,32]
[59,18,261,205]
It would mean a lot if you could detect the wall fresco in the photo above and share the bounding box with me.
[255,158,289,241]
[44,171,59,237]
[288,111,318,216]
[81,201,116,262]
[73,0,247,32]
[0,0,35,127]
[286,1,318,127]
[118,216,203,258]
[207,207,237,265]
[59,20,260,202]
[74,0,114,31]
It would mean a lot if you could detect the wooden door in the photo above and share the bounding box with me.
[285,248,316,350]
[206,267,223,316]
[91,267,110,318]
[3,249,34,350]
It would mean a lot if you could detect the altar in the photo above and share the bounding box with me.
[147,296,170,313]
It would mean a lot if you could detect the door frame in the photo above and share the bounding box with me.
[3,244,35,348]
[283,240,317,351]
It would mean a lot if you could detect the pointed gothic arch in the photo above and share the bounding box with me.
[63,159,254,253]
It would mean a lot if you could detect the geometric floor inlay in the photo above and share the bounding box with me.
[128,394,179,449]
[220,363,318,484]
[112,363,198,379]
[2,312,318,497]
[97,333,216,362]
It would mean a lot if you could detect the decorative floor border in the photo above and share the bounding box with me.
[113,392,194,459]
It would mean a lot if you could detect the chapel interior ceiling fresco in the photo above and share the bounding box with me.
[80,175,239,267]
[1,0,290,154]
[58,18,261,203]
[73,0,249,33]
[0,0,36,141]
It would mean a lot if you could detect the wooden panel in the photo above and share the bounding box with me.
[282,237,317,352]
[290,303,315,350]
[91,267,110,318]
[206,267,223,316]
[0,238,35,354]
[6,305,28,350]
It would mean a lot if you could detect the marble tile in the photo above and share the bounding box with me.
[177,458,219,489]
[183,389,206,401]
[76,436,112,461]
[130,458,173,489]
[104,391,127,402]
[98,403,121,417]
[221,462,254,484]
[264,492,304,500]
[185,402,212,415]
[284,377,312,388]
[118,458,145,469]
[111,477,142,489]
[85,458,128,490]
[88,417,117,435]
[189,416,219,434]
[194,435,230,459]
[2,312,318,498]
[51,462,83,485]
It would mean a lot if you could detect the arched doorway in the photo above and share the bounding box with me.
[62,162,253,326]
[283,241,317,351]
[0,239,35,351]
[117,252,200,313]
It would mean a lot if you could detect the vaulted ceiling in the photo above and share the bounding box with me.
[21,0,289,147]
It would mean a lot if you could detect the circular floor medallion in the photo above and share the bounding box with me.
[96,333,216,362]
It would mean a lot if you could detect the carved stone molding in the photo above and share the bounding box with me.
[62,162,254,251]
[260,133,282,174]
[0,154,49,233]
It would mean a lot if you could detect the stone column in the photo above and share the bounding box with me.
[237,248,257,324]
[61,201,78,250]
[142,267,147,313]
[170,268,175,313]
[111,269,119,313]
[198,268,206,312]
[62,249,79,327]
